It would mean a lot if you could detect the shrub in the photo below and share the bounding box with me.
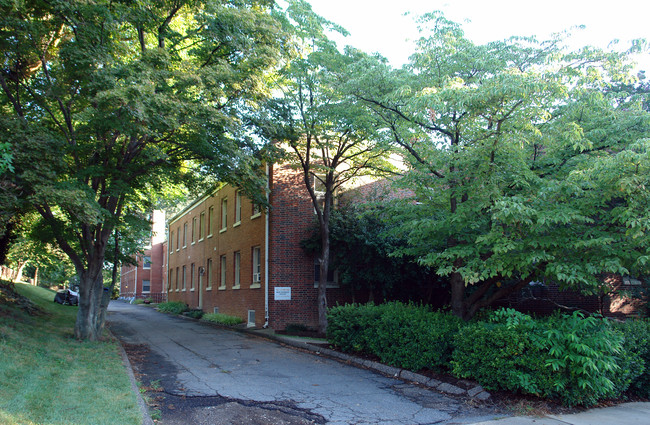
[541,312,623,406]
[453,309,625,407]
[184,309,204,319]
[201,312,244,326]
[156,301,189,315]
[616,319,650,397]
[369,302,464,371]
[327,303,383,353]
[284,323,312,334]
[452,319,552,396]
[327,302,464,371]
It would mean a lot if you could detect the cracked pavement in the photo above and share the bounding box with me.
[108,301,506,425]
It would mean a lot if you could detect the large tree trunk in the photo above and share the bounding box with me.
[317,221,330,335]
[74,267,106,341]
[449,269,466,320]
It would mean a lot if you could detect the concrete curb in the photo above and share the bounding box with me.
[110,330,155,425]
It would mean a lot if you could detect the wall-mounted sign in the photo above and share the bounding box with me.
[274,287,291,301]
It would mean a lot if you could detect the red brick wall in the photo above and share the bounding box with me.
[167,186,267,326]
[166,164,354,330]
[268,164,352,330]
[119,243,167,303]
[496,274,647,318]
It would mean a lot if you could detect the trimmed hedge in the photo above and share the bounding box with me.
[328,302,464,371]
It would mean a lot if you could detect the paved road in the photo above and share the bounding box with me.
[108,301,505,425]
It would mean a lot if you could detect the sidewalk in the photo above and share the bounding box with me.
[470,401,650,424]
[248,328,650,425]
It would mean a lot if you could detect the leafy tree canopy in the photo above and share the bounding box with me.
[346,12,650,319]
[0,0,287,339]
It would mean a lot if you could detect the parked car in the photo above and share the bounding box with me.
[54,287,79,306]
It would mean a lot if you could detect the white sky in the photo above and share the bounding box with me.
[305,0,650,72]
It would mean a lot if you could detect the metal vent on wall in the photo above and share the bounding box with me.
[247,310,255,327]
[213,307,219,314]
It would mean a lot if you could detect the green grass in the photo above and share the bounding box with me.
[201,312,244,326]
[0,282,142,425]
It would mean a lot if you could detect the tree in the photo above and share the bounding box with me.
[0,0,285,339]
[253,1,392,332]
[5,212,76,286]
[349,13,650,319]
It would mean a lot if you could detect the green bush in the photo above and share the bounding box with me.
[616,319,650,397]
[452,309,625,407]
[156,301,189,315]
[452,319,553,396]
[201,312,244,326]
[327,302,464,371]
[327,303,384,353]
[369,302,464,371]
[541,312,622,406]
[184,309,204,319]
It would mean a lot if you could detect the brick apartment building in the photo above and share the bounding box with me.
[166,164,352,330]
[119,210,168,303]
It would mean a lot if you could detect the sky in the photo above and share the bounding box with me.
[304,0,649,71]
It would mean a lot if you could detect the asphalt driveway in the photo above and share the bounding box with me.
[107,301,505,425]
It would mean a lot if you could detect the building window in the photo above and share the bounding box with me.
[234,191,242,225]
[199,211,205,240]
[314,258,338,288]
[169,231,174,253]
[220,255,227,289]
[206,258,213,289]
[220,198,228,231]
[176,227,180,251]
[142,256,152,269]
[233,251,241,289]
[190,263,195,290]
[175,267,179,291]
[169,271,174,292]
[208,206,214,236]
[142,280,151,293]
[182,265,187,290]
[252,202,261,218]
[183,222,187,248]
[252,246,261,286]
[192,217,197,244]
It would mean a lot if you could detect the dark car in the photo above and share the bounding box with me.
[54,288,79,306]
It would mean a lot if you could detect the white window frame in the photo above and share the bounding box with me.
[219,255,227,290]
[252,246,261,288]
[206,258,213,290]
[233,251,241,289]
[234,191,242,226]
[220,198,228,233]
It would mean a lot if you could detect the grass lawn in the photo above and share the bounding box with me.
[0,282,142,425]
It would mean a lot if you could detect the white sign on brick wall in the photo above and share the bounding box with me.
[274,287,291,301]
